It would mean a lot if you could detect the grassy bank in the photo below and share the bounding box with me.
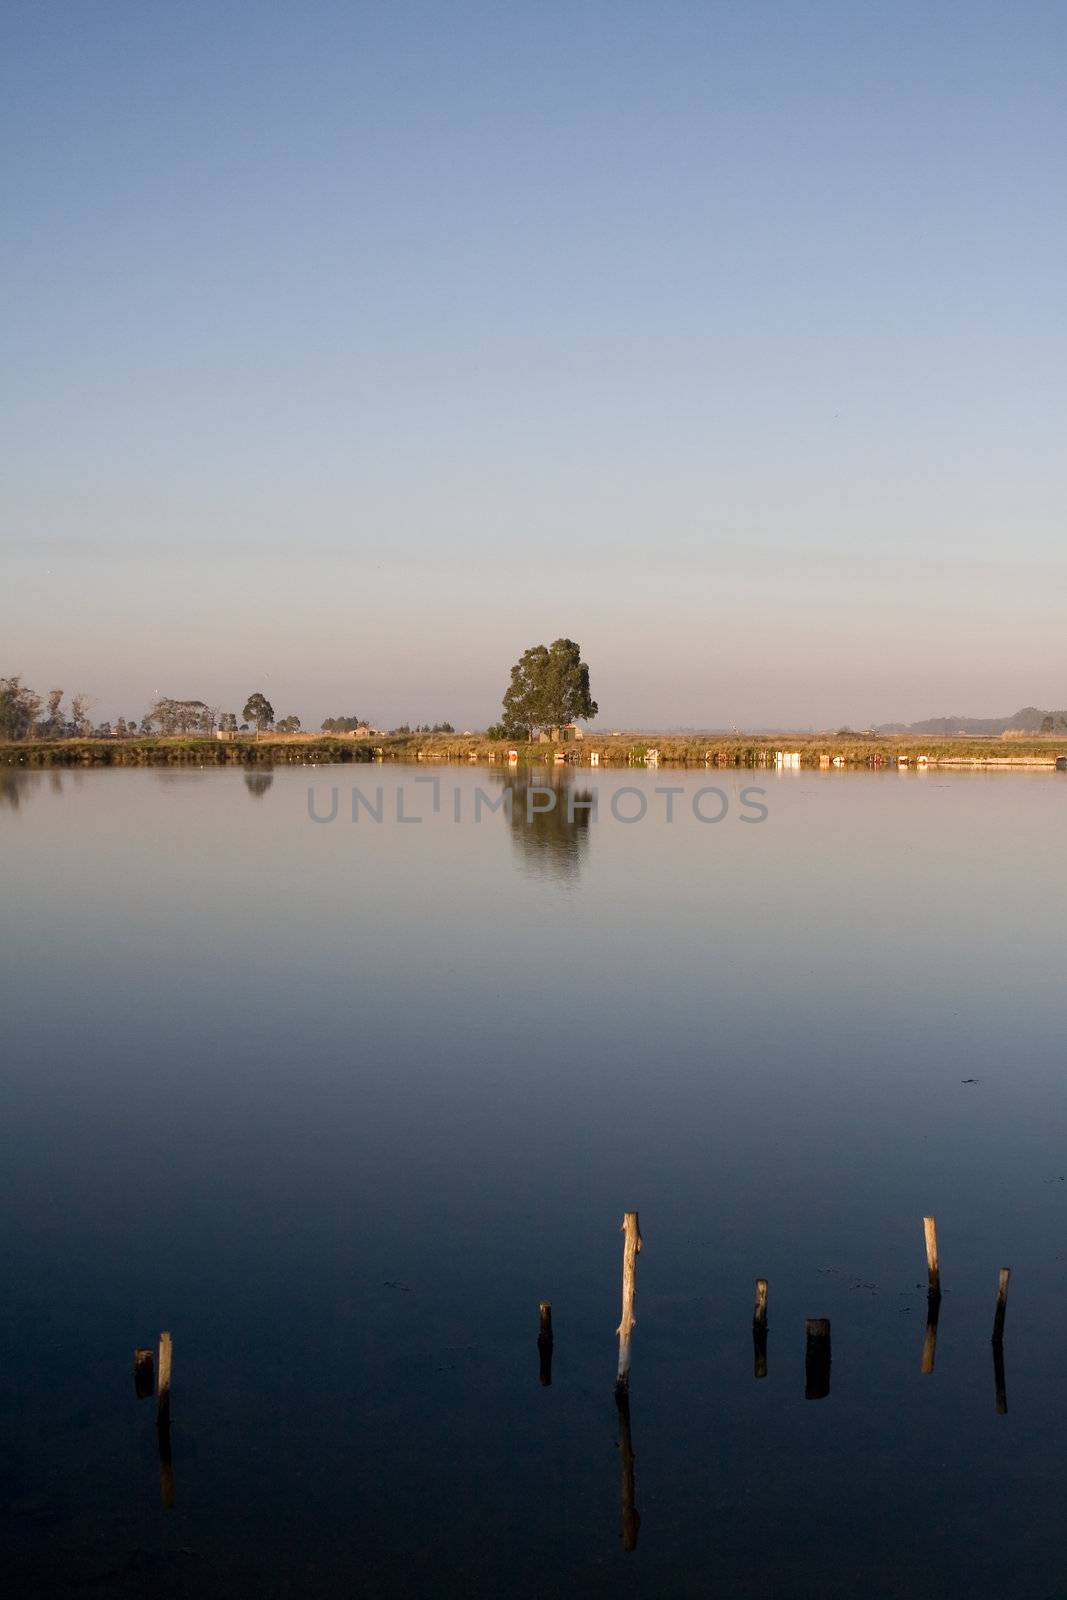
[6,731,1067,769]
[0,735,376,767]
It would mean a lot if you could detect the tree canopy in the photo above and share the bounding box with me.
[242,692,275,731]
[500,639,597,736]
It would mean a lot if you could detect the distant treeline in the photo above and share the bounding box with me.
[0,676,456,742]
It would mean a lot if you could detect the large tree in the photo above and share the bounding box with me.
[243,691,275,732]
[147,697,209,735]
[500,638,597,736]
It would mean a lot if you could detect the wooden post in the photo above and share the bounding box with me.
[616,1390,640,1552]
[752,1279,768,1380]
[992,1267,1010,1344]
[615,1212,642,1397]
[805,1318,831,1400]
[157,1332,172,1427]
[923,1216,941,1299]
[133,1348,155,1399]
[538,1301,554,1387]
[920,1293,941,1375]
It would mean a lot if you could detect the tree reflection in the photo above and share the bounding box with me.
[0,769,24,810]
[488,768,594,880]
[244,769,275,799]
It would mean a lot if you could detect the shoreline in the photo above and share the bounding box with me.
[4,732,1067,770]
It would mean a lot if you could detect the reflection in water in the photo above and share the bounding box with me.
[993,1341,1008,1416]
[921,1293,941,1375]
[158,1419,174,1508]
[0,769,24,810]
[244,769,275,799]
[805,1318,831,1400]
[616,1392,640,1552]
[488,769,594,880]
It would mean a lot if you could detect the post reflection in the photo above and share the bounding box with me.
[616,1391,640,1552]
[921,1293,941,1375]
[158,1419,175,1508]
[993,1342,1008,1415]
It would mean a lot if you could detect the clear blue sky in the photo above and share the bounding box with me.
[3,1,1065,729]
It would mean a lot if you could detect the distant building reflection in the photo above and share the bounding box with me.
[488,768,594,880]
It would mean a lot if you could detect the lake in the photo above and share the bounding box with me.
[3,763,1067,1597]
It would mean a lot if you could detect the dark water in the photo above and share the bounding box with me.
[3,763,1067,1598]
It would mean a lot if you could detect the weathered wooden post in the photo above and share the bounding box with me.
[805,1318,831,1400]
[157,1332,172,1427]
[615,1212,641,1398]
[538,1301,554,1387]
[753,1279,768,1380]
[923,1216,941,1299]
[992,1268,1010,1345]
[920,1293,941,1375]
[133,1348,154,1399]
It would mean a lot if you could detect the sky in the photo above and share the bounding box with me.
[2,0,1065,730]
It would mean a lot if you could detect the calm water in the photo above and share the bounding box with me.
[3,763,1067,1597]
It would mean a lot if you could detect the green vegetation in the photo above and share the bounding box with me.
[0,735,376,767]
[5,728,1067,769]
[242,691,275,732]
[496,638,597,739]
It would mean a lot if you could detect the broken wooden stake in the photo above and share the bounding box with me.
[538,1301,553,1387]
[753,1279,768,1379]
[615,1212,642,1397]
[805,1318,831,1400]
[923,1216,941,1299]
[133,1348,154,1399]
[157,1332,172,1427]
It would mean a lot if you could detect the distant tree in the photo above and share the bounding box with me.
[219,711,238,733]
[500,639,597,737]
[276,715,301,733]
[242,692,274,733]
[147,698,209,735]
[321,715,366,733]
[68,693,93,737]
[0,676,42,740]
[239,722,249,732]
[39,688,64,737]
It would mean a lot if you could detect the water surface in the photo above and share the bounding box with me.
[2,765,1066,1597]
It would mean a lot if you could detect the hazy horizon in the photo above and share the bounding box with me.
[4,1,1065,729]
